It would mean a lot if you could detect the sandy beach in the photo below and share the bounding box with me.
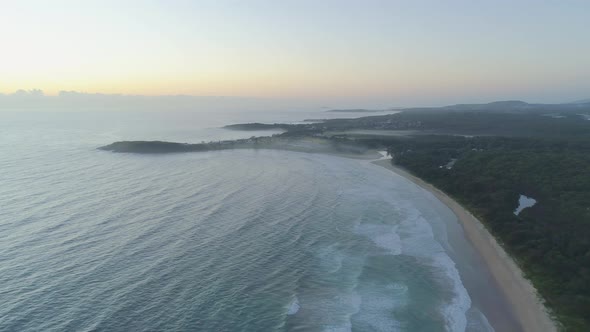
[372,159,557,332]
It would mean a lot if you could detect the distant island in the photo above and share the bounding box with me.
[100,100,590,331]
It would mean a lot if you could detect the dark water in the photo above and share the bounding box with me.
[0,110,498,331]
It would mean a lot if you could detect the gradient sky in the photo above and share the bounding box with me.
[1,0,589,105]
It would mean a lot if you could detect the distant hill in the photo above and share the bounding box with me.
[442,100,531,111]
[402,100,590,114]
[327,101,590,115]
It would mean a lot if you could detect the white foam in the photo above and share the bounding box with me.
[396,204,472,332]
[377,151,391,160]
[315,173,473,331]
[317,244,346,273]
[297,290,362,332]
[352,283,407,332]
[385,283,408,293]
[432,252,472,332]
[514,194,536,215]
[354,223,401,255]
[287,295,300,315]
[466,307,495,332]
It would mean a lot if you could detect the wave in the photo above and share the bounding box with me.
[354,223,402,255]
[466,307,495,332]
[351,282,406,332]
[317,244,346,273]
[397,202,472,332]
[431,252,472,332]
[2,143,493,331]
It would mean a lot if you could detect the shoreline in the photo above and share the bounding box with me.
[101,142,559,331]
[371,158,557,332]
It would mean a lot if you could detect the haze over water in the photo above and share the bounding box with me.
[0,109,518,331]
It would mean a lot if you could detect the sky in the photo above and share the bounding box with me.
[1,0,589,107]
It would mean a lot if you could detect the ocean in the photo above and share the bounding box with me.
[0,109,512,331]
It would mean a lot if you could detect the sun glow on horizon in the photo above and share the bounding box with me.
[2,0,590,104]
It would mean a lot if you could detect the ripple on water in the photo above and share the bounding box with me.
[2,148,485,331]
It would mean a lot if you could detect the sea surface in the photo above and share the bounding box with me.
[1,109,508,331]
